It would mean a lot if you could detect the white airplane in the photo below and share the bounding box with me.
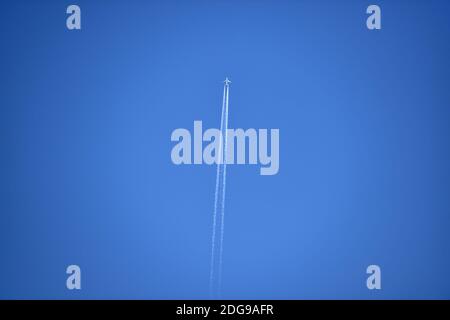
[224,77,231,85]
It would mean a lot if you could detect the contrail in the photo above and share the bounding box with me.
[209,78,231,298]
[217,79,230,293]
[209,81,227,296]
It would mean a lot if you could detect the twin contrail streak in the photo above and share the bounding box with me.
[209,78,231,298]
[218,80,230,293]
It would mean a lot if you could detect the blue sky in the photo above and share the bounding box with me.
[1,0,450,299]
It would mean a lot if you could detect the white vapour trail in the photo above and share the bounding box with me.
[209,83,227,296]
[217,83,230,293]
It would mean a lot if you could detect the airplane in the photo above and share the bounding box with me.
[224,77,231,86]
